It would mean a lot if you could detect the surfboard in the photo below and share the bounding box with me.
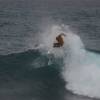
[53,43,62,48]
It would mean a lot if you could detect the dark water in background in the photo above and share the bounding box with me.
[0,0,100,54]
[0,0,100,100]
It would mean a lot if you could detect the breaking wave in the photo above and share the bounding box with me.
[37,24,100,98]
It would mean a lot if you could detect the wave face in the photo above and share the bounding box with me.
[0,49,66,100]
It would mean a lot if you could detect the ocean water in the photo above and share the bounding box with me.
[0,0,100,100]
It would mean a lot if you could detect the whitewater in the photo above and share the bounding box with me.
[37,24,100,98]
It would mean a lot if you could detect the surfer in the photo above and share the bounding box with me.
[53,33,66,47]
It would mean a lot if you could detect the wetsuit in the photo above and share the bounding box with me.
[53,35,64,47]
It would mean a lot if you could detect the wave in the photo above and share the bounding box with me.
[36,24,100,98]
[0,49,63,70]
[1,23,100,99]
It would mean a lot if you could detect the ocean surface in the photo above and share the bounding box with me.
[0,0,100,100]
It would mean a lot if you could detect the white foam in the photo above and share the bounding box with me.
[62,29,100,98]
[38,24,100,98]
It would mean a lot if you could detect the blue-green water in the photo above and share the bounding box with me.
[0,50,66,100]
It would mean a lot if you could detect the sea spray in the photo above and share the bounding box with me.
[38,24,66,58]
[37,24,100,98]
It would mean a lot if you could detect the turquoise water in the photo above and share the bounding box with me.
[0,50,66,100]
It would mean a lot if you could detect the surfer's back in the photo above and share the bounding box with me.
[56,35,64,46]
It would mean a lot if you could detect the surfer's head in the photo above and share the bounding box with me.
[60,33,66,37]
